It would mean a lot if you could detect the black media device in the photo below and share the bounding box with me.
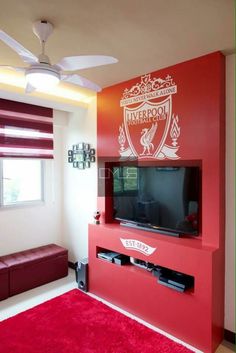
[151,265,194,292]
[158,271,194,292]
[97,251,120,262]
[97,252,130,265]
[112,166,200,237]
[113,254,130,265]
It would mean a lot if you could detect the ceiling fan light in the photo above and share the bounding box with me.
[25,67,60,89]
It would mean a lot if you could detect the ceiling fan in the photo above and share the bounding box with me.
[0,20,118,93]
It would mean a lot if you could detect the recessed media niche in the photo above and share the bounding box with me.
[96,246,195,293]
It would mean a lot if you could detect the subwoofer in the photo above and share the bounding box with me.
[75,258,88,292]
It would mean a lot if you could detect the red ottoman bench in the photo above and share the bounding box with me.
[0,261,9,300]
[0,244,68,297]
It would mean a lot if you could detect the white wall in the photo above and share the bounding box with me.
[0,110,65,256]
[225,54,235,333]
[61,97,97,262]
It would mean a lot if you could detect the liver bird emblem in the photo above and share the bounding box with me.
[140,122,158,155]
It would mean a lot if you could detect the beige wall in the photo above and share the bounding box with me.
[61,97,97,262]
[225,54,235,332]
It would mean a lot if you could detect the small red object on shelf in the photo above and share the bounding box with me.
[93,211,101,225]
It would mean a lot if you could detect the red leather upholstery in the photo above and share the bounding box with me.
[0,261,9,300]
[1,244,68,269]
[0,244,68,297]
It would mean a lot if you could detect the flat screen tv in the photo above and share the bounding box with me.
[112,166,200,237]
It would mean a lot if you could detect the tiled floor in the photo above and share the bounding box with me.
[0,269,234,353]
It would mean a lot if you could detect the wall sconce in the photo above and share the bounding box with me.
[68,143,96,169]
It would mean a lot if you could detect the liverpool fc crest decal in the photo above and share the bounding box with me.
[118,74,180,160]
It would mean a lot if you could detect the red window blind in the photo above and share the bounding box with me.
[0,98,53,159]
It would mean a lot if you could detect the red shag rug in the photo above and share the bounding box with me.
[0,289,193,353]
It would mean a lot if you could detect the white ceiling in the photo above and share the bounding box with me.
[0,0,234,90]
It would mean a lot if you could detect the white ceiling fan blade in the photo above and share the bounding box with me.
[25,83,36,94]
[0,30,38,65]
[61,74,101,92]
[0,65,25,72]
[54,55,118,71]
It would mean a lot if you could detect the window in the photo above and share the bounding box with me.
[0,159,44,207]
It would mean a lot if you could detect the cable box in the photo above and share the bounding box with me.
[97,252,120,262]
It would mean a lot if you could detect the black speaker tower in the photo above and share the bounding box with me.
[75,258,88,292]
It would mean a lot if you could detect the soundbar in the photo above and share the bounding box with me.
[120,221,180,237]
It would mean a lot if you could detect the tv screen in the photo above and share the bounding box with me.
[113,166,200,236]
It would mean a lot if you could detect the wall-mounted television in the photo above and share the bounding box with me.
[112,166,200,237]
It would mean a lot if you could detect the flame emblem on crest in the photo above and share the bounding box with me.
[170,115,180,147]
[118,124,126,151]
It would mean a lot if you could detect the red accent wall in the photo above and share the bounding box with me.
[97,51,225,248]
[91,52,225,353]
